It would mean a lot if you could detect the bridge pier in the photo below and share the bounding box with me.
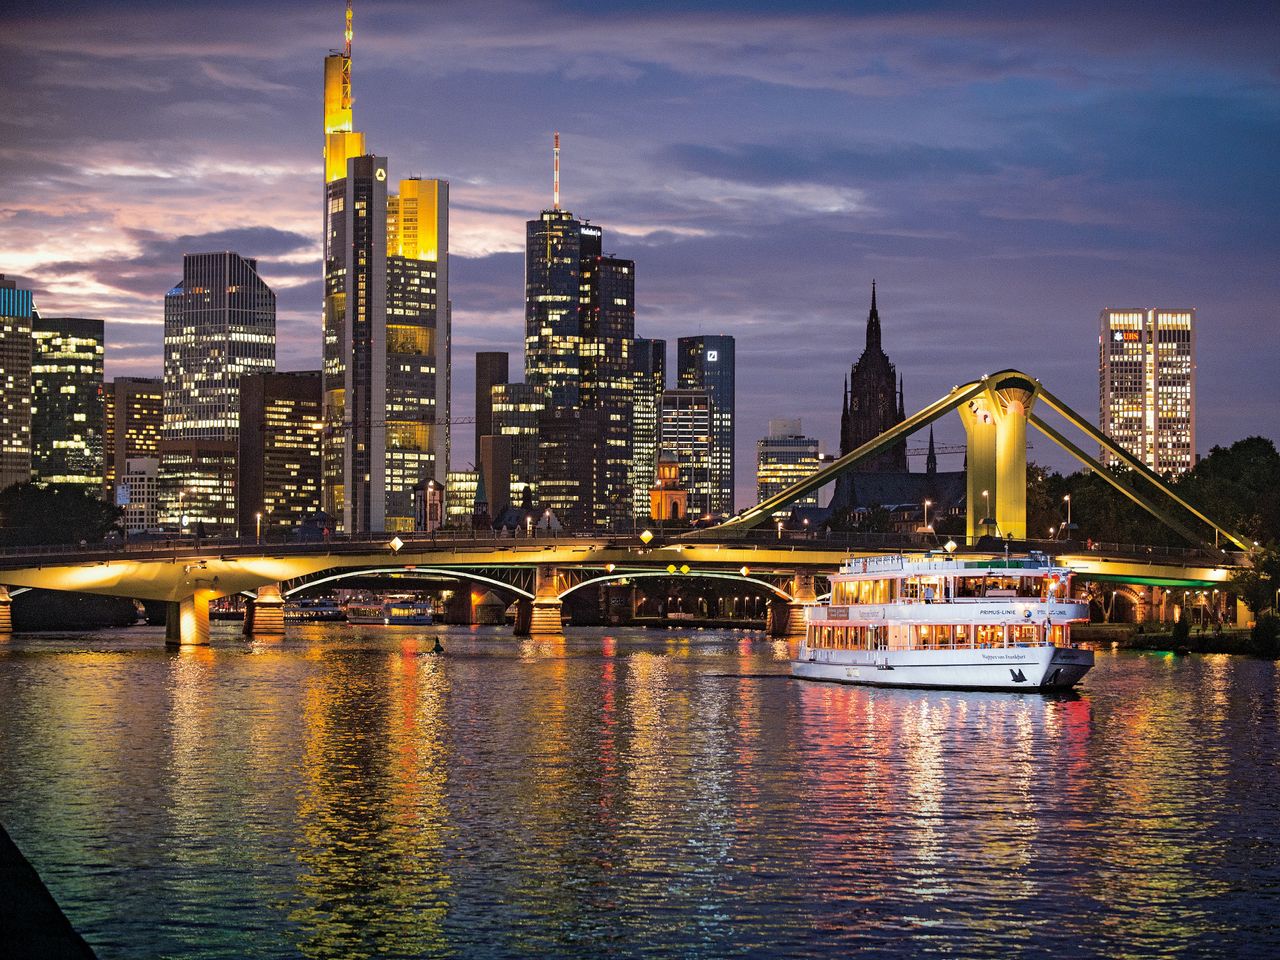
[529,567,564,637]
[242,584,286,640]
[784,573,819,639]
[0,586,11,639]
[165,591,212,646]
[513,598,532,636]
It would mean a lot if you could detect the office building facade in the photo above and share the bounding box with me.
[119,457,160,534]
[160,252,276,532]
[0,276,33,489]
[660,388,714,518]
[677,335,734,515]
[474,351,509,463]
[31,316,105,489]
[104,377,162,502]
[1099,308,1196,476]
[631,338,666,516]
[757,419,820,513]
[238,371,323,536]
[491,382,543,490]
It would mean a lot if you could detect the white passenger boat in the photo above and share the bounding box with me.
[346,596,435,626]
[793,553,1094,691]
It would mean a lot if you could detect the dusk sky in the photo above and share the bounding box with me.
[4,0,1278,502]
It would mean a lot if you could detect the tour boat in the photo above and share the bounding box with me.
[345,595,435,626]
[283,597,346,623]
[793,552,1093,691]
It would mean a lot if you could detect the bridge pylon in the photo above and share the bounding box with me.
[958,373,1039,541]
[243,584,286,640]
[166,590,214,646]
[529,567,565,637]
[0,585,11,639]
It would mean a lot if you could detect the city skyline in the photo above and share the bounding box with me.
[3,1,1278,503]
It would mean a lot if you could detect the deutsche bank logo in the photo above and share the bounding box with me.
[707,350,718,361]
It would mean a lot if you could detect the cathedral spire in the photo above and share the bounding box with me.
[897,374,905,420]
[926,427,938,476]
[865,280,881,352]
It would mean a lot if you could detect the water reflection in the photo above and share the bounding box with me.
[0,630,1278,958]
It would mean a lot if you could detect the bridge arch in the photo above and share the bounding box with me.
[557,570,793,602]
[280,567,535,600]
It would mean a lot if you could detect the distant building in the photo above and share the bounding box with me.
[478,433,514,519]
[104,377,162,503]
[118,457,160,534]
[1099,308,1195,476]
[444,470,478,528]
[161,251,275,532]
[537,407,605,531]
[660,388,714,518]
[238,371,323,536]
[0,275,33,489]
[631,338,666,516]
[756,418,819,515]
[677,335,734,514]
[31,316,104,489]
[474,351,509,463]
[491,381,544,492]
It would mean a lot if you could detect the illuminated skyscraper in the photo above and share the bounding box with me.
[238,371,323,536]
[524,137,636,529]
[0,275,33,489]
[104,377,162,502]
[491,381,543,489]
[631,338,665,516]
[322,7,449,533]
[660,388,714,518]
[1099,307,1196,476]
[160,252,275,532]
[31,316,104,489]
[756,418,819,515]
[677,335,734,515]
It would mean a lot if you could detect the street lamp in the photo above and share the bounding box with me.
[255,511,262,545]
[980,489,996,536]
[1063,494,1074,538]
[777,519,783,540]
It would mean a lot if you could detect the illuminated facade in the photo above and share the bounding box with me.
[1099,308,1196,476]
[31,316,104,489]
[238,371,323,534]
[321,9,450,533]
[677,335,734,514]
[119,457,160,534]
[757,419,820,515]
[631,338,666,515]
[161,252,275,532]
[104,377,162,502]
[491,381,543,490]
[660,388,714,518]
[444,470,478,527]
[0,275,33,489]
[537,407,605,531]
[649,448,688,522]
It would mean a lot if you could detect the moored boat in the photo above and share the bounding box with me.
[346,595,435,626]
[793,552,1093,691]
[283,597,346,623]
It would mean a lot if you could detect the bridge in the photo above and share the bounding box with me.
[0,368,1253,644]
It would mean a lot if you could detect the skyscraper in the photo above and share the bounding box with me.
[31,316,104,489]
[524,137,635,529]
[677,335,734,515]
[104,377,162,502]
[631,338,665,516]
[322,8,449,533]
[1099,307,1196,476]
[756,419,820,514]
[160,251,275,532]
[238,371,323,536]
[474,351,509,463]
[660,388,714,518]
[491,382,543,490]
[0,275,33,489]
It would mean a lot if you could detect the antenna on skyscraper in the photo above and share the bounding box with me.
[345,0,353,57]
[340,0,353,112]
[553,131,561,210]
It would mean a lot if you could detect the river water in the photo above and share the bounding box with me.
[1,624,1278,959]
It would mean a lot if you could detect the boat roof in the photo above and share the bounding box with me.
[837,552,1070,578]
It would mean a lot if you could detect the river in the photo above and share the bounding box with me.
[1,624,1278,958]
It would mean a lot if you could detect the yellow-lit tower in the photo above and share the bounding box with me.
[323,0,365,183]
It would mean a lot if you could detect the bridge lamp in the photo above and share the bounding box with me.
[640,529,654,544]
[680,564,690,575]
[944,539,957,554]
[605,563,615,573]
[388,536,404,554]
[667,564,677,574]
[777,519,783,540]
[740,566,750,577]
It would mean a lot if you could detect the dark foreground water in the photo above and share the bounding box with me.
[1,625,1278,959]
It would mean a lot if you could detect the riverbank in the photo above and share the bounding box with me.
[0,824,96,958]
[1076,623,1271,657]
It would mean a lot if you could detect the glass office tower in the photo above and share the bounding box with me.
[31,316,105,489]
[677,335,735,515]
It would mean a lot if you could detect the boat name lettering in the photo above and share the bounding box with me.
[979,653,1031,662]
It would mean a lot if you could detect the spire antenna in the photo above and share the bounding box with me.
[345,0,353,58]
[553,131,561,210]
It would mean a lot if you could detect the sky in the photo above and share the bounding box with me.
[3,0,1278,505]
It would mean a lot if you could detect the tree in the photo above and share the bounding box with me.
[0,482,122,548]
[1230,546,1280,617]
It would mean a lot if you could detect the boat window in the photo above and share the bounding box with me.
[976,624,1006,647]
[1010,624,1041,646]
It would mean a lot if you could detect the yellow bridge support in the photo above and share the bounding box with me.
[529,567,565,637]
[243,584,286,640]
